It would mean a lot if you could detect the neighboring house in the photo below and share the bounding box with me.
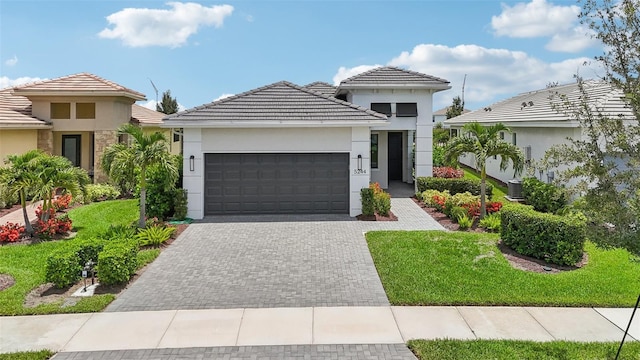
[0,73,179,181]
[131,104,182,156]
[444,80,634,184]
[432,106,470,124]
[164,66,450,218]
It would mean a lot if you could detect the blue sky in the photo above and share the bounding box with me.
[0,0,603,111]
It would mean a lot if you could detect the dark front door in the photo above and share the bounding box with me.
[204,153,349,215]
[62,135,81,167]
[388,132,403,181]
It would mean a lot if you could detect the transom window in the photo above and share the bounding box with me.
[51,103,71,119]
[396,103,418,117]
[76,103,95,119]
[371,103,391,117]
[371,134,379,169]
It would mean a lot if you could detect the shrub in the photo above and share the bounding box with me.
[0,222,24,243]
[375,191,391,216]
[52,194,72,211]
[34,206,73,240]
[450,206,468,222]
[457,214,473,230]
[102,224,136,241]
[97,240,139,285]
[486,201,503,214]
[433,145,446,167]
[360,188,375,216]
[444,192,479,218]
[432,167,464,178]
[0,184,19,209]
[46,248,82,288]
[416,177,493,198]
[135,225,176,247]
[139,157,182,220]
[479,213,501,232]
[501,206,586,266]
[522,177,567,214]
[83,184,120,204]
[421,190,451,211]
[75,238,106,265]
[172,188,188,220]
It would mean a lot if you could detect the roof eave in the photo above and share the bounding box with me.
[160,119,390,128]
[338,83,451,91]
[0,123,53,129]
[445,119,581,128]
[13,90,147,101]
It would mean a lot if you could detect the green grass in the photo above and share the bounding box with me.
[137,248,161,269]
[463,168,508,201]
[0,199,138,315]
[366,231,640,307]
[408,340,640,360]
[0,350,55,360]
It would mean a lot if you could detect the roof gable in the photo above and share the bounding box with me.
[12,73,146,100]
[302,81,337,97]
[131,104,165,126]
[445,80,633,127]
[338,66,450,90]
[164,81,388,127]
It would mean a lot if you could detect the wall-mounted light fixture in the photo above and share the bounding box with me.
[357,154,363,171]
[189,155,195,172]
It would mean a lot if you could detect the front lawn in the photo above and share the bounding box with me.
[408,339,640,360]
[367,231,639,307]
[0,199,138,315]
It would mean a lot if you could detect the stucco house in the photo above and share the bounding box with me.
[163,66,450,218]
[444,80,634,184]
[0,73,179,182]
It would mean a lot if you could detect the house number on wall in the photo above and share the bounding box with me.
[353,169,367,175]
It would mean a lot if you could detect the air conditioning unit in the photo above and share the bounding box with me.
[507,179,524,199]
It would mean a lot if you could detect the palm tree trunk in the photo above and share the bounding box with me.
[480,166,487,219]
[139,167,146,228]
[20,190,34,235]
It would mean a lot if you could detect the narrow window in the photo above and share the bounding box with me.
[51,103,71,119]
[371,134,379,169]
[371,103,391,117]
[76,103,95,119]
[173,132,180,142]
[500,132,504,140]
[451,129,458,137]
[62,135,81,167]
[512,132,517,145]
[396,103,418,117]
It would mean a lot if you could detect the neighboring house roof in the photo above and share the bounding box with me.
[338,66,451,90]
[445,80,634,128]
[131,104,165,127]
[12,73,146,101]
[433,107,471,116]
[0,89,50,129]
[303,81,338,97]
[163,81,389,128]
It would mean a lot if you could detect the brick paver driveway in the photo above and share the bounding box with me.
[107,198,443,312]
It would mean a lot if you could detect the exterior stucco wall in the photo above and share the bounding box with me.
[143,127,181,155]
[31,96,133,131]
[0,129,38,162]
[452,125,582,184]
[182,127,366,219]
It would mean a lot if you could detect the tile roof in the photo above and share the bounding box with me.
[433,107,471,116]
[0,89,50,128]
[164,81,388,126]
[131,104,165,126]
[12,73,146,100]
[338,66,450,89]
[302,82,338,97]
[445,80,634,127]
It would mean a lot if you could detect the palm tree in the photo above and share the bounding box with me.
[101,124,177,228]
[0,150,44,234]
[444,122,524,218]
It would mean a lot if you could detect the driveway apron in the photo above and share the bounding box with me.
[107,198,443,312]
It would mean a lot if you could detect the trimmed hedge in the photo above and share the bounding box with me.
[417,177,493,198]
[501,205,586,266]
[522,177,567,214]
[45,238,105,288]
[360,188,375,216]
[97,240,139,285]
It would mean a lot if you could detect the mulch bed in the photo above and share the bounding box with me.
[412,197,586,273]
[0,274,15,292]
[356,211,398,221]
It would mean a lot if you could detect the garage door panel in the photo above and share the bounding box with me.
[205,153,348,215]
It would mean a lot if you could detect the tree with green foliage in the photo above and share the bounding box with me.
[540,0,640,254]
[156,90,179,115]
[0,150,43,234]
[101,124,178,228]
[444,122,524,218]
[433,122,450,144]
[446,96,464,119]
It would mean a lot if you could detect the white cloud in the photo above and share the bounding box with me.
[491,0,580,38]
[332,64,383,85]
[99,2,234,48]
[139,99,186,112]
[546,25,598,53]
[4,55,18,67]
[335,43,600,110]
[213,93,234,101]
[0,76,46,89]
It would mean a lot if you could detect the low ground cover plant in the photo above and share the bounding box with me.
[0,222,25,243]
[417,177,493,198]
[366,230,639,307]
[135,224,176,247]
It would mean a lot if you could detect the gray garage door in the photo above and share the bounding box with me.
[204,153,349,215]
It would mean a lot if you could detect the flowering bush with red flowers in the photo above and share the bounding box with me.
[0,222,25,243]
[52,194,73,211]
[431,194,448,212]
[34,206,73,240]
[432,167,464,179]
[486,201,503,214]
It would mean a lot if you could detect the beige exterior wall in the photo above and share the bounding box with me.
[30,96,134,131]
[0,129,39,163]
[143,127,182,155]
[37,129,54,154]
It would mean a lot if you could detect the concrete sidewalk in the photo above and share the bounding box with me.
[1,306,637,354]
[0,201,42,226]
